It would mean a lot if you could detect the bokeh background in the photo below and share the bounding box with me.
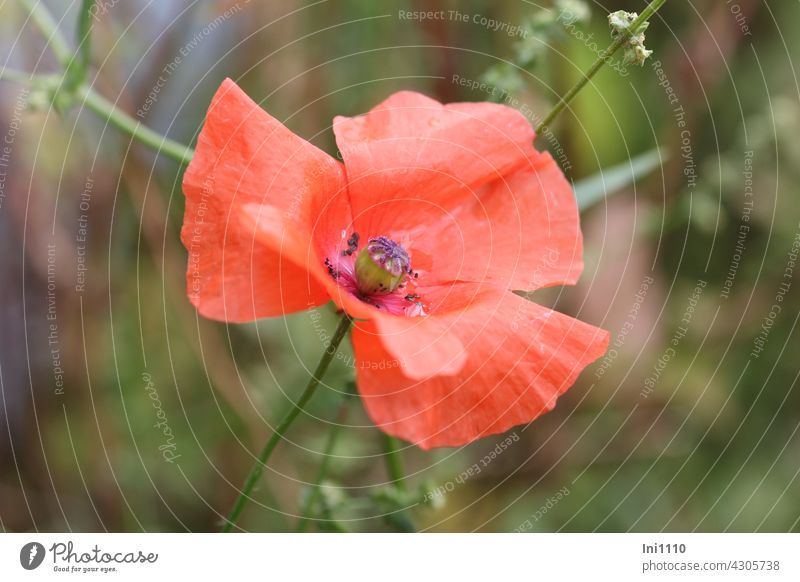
[1,0,798,532]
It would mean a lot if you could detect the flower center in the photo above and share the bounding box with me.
[325,232,424,317]
[354,236,410,294]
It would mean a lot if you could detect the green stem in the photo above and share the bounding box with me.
[14,0,195,165]
[0,68,42,85]
[0,68,195,165]
[535,0,667,134]
[379,434,416,532]
[20,0,73,67]
[222,313,353,533]
[77,84,195,165]
[296,384,354,532]
[382,434,407,493]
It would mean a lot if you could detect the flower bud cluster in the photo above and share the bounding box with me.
[608,10,653,66]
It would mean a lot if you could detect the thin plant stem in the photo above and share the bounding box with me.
[535,0,667,134]
[380,434,416,532]
[0,68,196,165]
[13,0,195,165]
[295,384,354,532]
[20,0,73,67]
[221,313,353,533]
[0,67,40,85]
[382,434,407,492]
[77,85,195,165]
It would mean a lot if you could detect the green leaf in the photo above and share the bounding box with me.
[573,147,667,211]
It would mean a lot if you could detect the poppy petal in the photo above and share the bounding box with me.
[352,286,609,449]
[182,79,349,322]
[403,150,584,290]
[356,313,468,381]
[332,91,536,237]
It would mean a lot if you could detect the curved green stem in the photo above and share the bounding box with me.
[379,434,416,532]
[20,0,73,67]
[222,313,353,533]
[77,84,195,165]
[535,0,667,134]
[296,383,354,532]
[0,68,195,165]
[13,0,195,165]
[0,68,40,85]
[383,434,407,492]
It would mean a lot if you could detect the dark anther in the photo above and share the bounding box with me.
[324,257,338,279]
[342,231,360,256]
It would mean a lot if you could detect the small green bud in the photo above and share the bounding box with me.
[608,10,653,66]
[628,43,653,65]
[25,89,52,112]
[608,10,636,32]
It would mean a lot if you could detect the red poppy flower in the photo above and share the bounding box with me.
[182,79,609,450]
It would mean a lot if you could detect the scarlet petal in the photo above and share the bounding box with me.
[352,286,609,449]
[355,313,467,381]
[182,79,349,322]
[412,151,584,289]
[332,91,536,237]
